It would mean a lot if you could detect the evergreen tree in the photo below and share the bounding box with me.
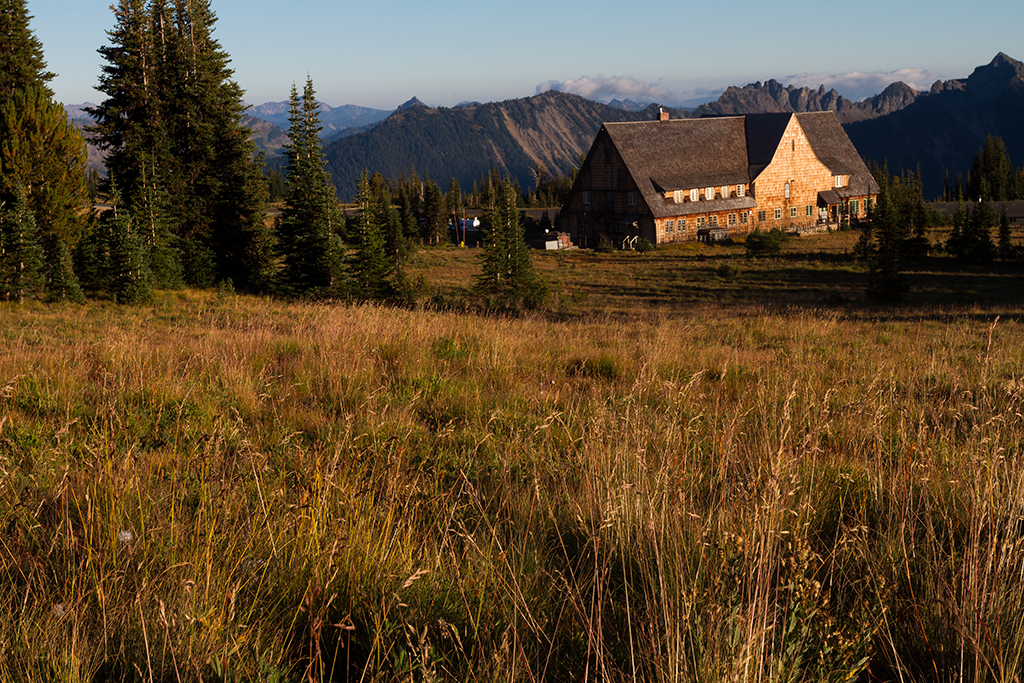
[998,205,1013,261]
[864,180,908,303]
[348,172,392,300]
[0,85,90,256]
[968,136,1015,202]
[446,178,463,234]
[420,178,447,244]
[45,239,85,303]
[0,0,55,99]
[0,184,44,302]
[103,184,154,304]
[91,0,272,291]
[476,176,546,310]
[276,78,342,297]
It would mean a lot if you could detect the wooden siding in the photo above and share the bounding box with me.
[561,112,878,247]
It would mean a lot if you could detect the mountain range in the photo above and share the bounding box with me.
[68,52,1023,201]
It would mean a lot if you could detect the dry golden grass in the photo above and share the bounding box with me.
[2,246,1024,681]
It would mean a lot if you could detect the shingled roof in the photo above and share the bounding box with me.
[599,112,877,219]
[796,112,881,197]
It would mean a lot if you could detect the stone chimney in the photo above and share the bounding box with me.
[658,107,669,122]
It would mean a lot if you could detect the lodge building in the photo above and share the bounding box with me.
[561,111,880,247]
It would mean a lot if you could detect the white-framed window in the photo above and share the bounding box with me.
[680,218,687,232]
[728,213,736,226]
[696,216,706,228]
[737,184,745,197]
[673,190,685,203]
[705,187,715,200]
[722,186,731,199]
[582,190,591,205]
[628,191,637,206]
[740,212,748,225]
[709,215,718,227]
[690,188,699,202]
[774,208,782,220]
[835,175,844,188]
[666,219,674,232]
[784,181,791,199]
[790,207,798,219]
[758,210,766,222]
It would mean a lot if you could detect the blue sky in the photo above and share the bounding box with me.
[29,0,1023,110]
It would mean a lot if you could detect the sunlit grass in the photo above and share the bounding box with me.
[2,246,1024,681]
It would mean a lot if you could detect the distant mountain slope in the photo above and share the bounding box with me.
[846,53,1024,197]
[243,115,289,156]
[248,101,390,138]
[692,80,923,123]
[322,90,681,199]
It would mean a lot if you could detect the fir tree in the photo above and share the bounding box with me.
[348,172,392,301]
[0,0,55,99]
[864,182,908,302]
[45,239,85,304]
[276,78,342,297]
[104,184,154,304]
[91,0,272,291]
[476,176,546,310]
[0,184,44,302]
[420,179,447,244]
[998,205,1013,261]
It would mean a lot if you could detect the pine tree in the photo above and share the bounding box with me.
[104,184,154,304]
[0,3,89,299]
[0,85,90,250]
[348,172,392,301]
[0,184,44,302]
[998,205,1013,261]
[864,181,908,302]
[476,176,546,310]
[0,0,55,99]
[420,179,447,244]
[91,0,272,291]
[277,78,343,297]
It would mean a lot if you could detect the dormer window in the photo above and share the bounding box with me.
[673,190,684,203]
[690,188,699,202]
[705,187,714,200]
[722,186,730,199]
[835,175,844,188]
[737,184,745,197]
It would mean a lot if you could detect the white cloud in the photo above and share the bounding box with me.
[537,76,676,104]
[784,68,941,100]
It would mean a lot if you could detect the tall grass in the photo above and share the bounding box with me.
[2,291,1023,681]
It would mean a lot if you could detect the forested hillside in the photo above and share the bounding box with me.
[321,91,681,199]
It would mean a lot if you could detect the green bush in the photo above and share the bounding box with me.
[745,228,788,257]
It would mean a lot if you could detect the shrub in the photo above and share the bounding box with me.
[745,228,788,257]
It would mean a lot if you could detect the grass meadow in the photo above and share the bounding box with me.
[2,230,1024,682]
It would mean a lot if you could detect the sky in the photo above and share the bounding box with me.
[29,0,1024,111]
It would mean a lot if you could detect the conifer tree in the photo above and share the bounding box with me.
[0,2,89,298]
[0,184,44,302]
[998,205,1013,261]
[277,78,343,297]
[91,0,272,291]
[420,179,447,244]
[0,0,55,99]
[348,172,392,300]
[476,176,546,310]
[864,179,908,302]
[103,184,154,304]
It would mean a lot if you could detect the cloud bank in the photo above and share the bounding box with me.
[537,76,676,104]
[784,68,941,100]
